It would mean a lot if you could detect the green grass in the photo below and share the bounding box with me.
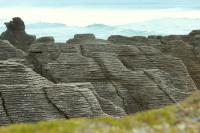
[0,91,199,133]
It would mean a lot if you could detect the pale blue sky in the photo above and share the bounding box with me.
[0,0,200,9]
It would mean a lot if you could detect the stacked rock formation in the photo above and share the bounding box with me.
[0,18,199,125]
[0,17,36,52]
[108,33,200,89]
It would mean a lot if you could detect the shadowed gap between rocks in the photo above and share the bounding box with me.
[0,92,13,123]
[42,88,70,119]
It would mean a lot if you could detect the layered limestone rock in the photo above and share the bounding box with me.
[44,83,105,118]
[0,17,36,52]
[0,18,199,125]
[28,41,196,116]
[0,61,107,125]
[0,61,63,125]
[108,31,200,89]
[0,39,32,68]
[0,40,25,60]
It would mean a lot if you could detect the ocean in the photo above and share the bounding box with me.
[0,0,200,42]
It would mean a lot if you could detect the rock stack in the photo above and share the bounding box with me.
[0,17,36,52]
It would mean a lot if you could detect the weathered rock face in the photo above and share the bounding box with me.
[0,61,61,125]
[0,40,25,60]
[0,18,199,126]
[108,31,200,89]
[0,39,32,68]
[0,17,36,52]
[28,40,196,116]
[0,61,107,125]
[0,41,197,125]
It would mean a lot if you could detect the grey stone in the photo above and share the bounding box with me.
[0,19,199,125]
[35,36,55,44]
[67,34,96,44]
[0,40,26,60]
[44,83,106,118]
[161,35,189,44]
[28,41,196,115]
[0,17,36,52]
[0,61,107,124]
[189,30,200,37]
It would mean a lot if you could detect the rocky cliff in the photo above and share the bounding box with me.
[0,18,199,125]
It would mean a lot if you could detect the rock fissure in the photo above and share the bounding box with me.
[109,81,128,114]
[42,88,70,119]
[93,57,129,113]
[86,85,108,115]
[79,45,85,57]
[74,86,94,117]
[0,92,13,123]
[143,71,178,104]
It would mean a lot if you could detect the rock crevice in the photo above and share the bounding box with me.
[42,88,70,119]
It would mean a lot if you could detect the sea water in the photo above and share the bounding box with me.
[0,0,200,42]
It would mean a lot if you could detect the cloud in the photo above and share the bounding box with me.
[1,7,200,26]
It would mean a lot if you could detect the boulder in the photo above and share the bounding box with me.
[108,35,145,45]
[35,36,55,44]
[129,36,148,43]
[78,39,112,45]
[0,17,36,52]
[148,35,162,39]
[189,30,200,37]
[67,34,96,44]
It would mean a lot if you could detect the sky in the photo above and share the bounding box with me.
[0,0,200,9]
[0,0,200,26]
